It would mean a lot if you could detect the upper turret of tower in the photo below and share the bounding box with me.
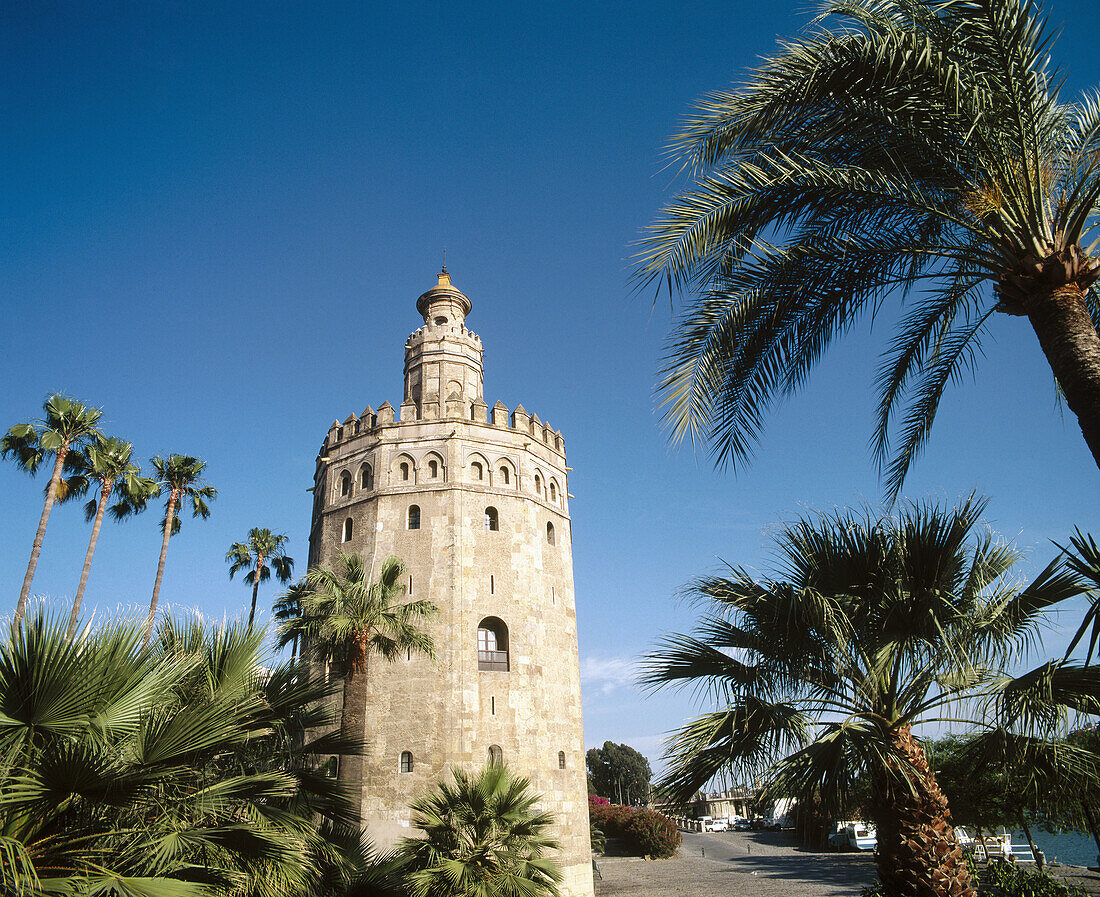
[416,267,471,327]
[404,269,484,418]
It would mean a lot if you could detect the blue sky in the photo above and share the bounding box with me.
[3,0,1100,775]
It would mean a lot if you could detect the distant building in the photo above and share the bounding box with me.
[308,270,593,897]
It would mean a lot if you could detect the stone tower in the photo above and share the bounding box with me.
[308,270,594,897]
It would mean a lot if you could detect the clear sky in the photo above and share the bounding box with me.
[3,0,1100,776]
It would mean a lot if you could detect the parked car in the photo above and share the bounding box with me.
[709,818,730,832]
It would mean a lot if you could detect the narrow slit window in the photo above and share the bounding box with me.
[558,751,566,770]
[408,505,420,530]
[490,696,495,715]
[490,575,495,595]
[546,522,555,545]
[408,575,413,595]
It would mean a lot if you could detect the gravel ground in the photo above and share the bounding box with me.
[591,830,1100,896]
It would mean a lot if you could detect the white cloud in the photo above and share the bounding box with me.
[581,655,639,695]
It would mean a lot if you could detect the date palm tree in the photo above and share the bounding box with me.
[274,578,309,660]
[280,553,437,796]
[1,394,102,626]
[395,763,562,897]
[140,454,216,646]
[61,435,156,639]
[641,496,1088,897]
[636,0,1100,497]
[226,527,295,629]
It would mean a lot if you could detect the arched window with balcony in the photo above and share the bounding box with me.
[342,518,353,542]
[485,507,499,531]
[407,505,420,530]
[477,617,509,671]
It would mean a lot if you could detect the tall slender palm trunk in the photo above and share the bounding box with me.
[144,491,178,648]
[247,557,265,629]
[872,726,976,897]
[1026,286,1100,471]
[15,448,67,628]
[338,634,369,818]
[67,478,114,639]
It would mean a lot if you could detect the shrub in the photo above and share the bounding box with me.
[587,798,681,859]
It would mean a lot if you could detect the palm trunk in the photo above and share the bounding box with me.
[247,558,264,629]
[144,491,178,648]
[871,725,976,897]
[338,634,369,818]
[14,448,67,628]
[976,827,994,862]
[67,478,114,639]
[1018,814,1040,865]
[1026,285,1100,471]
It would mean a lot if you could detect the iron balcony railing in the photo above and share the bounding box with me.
[478,650,509,671]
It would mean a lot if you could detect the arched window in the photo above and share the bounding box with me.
[342,518,353,542]
[471,461,483,480]
[546,522,555,545]
[361,465,374,490]
[534,474,542,495]
[340,472,351,497]
[400,462,410,481]
[550,481,557,502]
[485,507,498,531]
[488,744,503,766]
[477,617,509,671]
[499,466,510,485]
[434,316,447,326]
[408,505,420,530]
[428,459,438,478]
[558,751,566,770]
[400,751,413,773]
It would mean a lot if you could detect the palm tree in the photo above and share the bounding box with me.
[274,578,309,660]
[226,527,295,629]
[641,496,1088,897]
[636,0,1100,497]
[0,609,366,897]
[60,435,156,639]
[280,553,437,795]
[395,763,563,897]
[1,394,102,626]
[141,454,216,646]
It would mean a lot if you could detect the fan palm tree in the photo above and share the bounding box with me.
[59,435,156,639]
[280,553,437,795]
[641,496,1089,897]
[0,610,365,897]
[1,394,102,626]
[636,0,1100,497]
[395,763,563,897]
[140,454,216,646]
[226,528,295,629]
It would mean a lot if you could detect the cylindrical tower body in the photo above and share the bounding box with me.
[308,272,594,897]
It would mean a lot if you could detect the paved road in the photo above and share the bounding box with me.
[592,830,1100,896]
[594,830,876,896]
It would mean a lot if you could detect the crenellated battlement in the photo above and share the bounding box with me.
[322,398,565,456]
[405,321,482,347]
